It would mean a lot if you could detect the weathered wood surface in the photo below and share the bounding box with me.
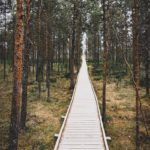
[54,55,109,150]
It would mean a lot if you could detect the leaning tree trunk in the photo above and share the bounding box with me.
[9,0,24,149]
[20,0,31,129]
[132,0,140,149]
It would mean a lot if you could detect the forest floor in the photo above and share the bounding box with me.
[0,64,150,150]
[0,65,72,150]
[88,64,150,150]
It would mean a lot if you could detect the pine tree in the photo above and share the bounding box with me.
[20,0,31,129]
[132,0,140,149]
[102,0,108,123]
[9,0,24,149]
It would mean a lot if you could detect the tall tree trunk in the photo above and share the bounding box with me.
[75,0,82,73]
[51,33,55,72]
[20,0,31,129]
[68,35,72,73]
[145,49,149,97]
[93,28,97,68]
[57,34,61,74]
[76,16,82,73]
[97,32,100,64]
[36,0,42,98]
[102,0,108,123]
[70,4,76,89]
[46,17,51,100]
[4,1,7,80]
[9,0,24,149]
[132,0,140,149]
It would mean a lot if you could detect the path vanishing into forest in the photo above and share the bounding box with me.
[54,55,109,150]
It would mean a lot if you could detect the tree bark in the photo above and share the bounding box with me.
[46,17,51,100]
[3,1,7,80]
[36,0,43,98]
[9,0,24,149]
[70,3,76,89]
[20,0,31,129]
[145,49,149,97]
[132,0,140,149]
[102,0,108,123]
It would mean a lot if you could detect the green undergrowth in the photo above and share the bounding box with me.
[88,63,150,150]
[0,66,71,150]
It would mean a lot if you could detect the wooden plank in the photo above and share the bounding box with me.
[54,55,109,150]
[59,145,104,149]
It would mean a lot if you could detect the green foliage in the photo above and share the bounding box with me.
[39,143,46,150]
[109,70,127,79]
[64,73,71,79]
[50,77,57,83]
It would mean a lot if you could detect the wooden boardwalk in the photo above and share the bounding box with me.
[54,55,109,150]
